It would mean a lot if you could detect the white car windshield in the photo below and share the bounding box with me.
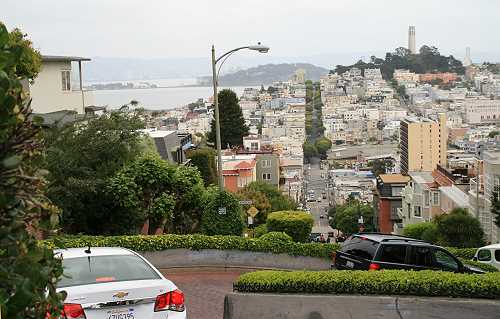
[58,254,161,288]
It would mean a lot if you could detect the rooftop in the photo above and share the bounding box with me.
[409,171,435,185]
[378,174,410,184]
[42,55,91,62]
[440,186,470,208]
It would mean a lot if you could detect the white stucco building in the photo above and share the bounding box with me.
[28,55,94,114]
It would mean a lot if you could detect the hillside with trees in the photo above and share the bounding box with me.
[332,46,465,80]
[200,63,329,86]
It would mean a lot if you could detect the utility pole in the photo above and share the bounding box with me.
[211,45,224,191]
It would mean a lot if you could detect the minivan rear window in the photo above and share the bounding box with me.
[58,254,160,288]
[340,236,379,260]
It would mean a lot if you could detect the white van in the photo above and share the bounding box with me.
[473,243,500,270]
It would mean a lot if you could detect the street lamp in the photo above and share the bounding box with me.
[211,43,270,191]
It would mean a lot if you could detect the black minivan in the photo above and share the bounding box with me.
[333,233,483,273]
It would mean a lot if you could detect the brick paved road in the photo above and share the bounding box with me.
[163,270,246,319]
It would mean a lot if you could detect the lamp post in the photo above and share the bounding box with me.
[211,43,269,191]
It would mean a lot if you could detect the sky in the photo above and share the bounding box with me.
[2,0,500,62]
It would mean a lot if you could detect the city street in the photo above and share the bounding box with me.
[304,162,332,231]
[165,270,244,319]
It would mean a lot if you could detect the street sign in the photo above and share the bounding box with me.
[247,206,259,218]
[247,216,254,225]
[239,200,253,205]
[218,207,227,215]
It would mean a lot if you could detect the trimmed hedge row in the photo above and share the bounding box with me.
[234,270,500,299]
[43,234,489,271]
[43,234,340,259]
[460,259,499,273]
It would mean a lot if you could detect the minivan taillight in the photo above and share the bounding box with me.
[63,303,86,318]
[369,263,380,271]
[154,289,185,312]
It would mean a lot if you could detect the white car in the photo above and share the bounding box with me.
[55,247,186,319]
[473,243,500,270]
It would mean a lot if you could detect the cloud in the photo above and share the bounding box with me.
[1,0,499,59]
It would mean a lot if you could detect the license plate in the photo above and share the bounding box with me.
[345,261,354,268]
[107,308,135,319]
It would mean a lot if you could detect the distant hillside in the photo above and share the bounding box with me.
[199,63,329,86]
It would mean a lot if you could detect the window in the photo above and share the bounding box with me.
[424,190,430,207]
[414,206,422,217]
[477,249,491,262]
[250,142,259,150]
[57,255,160,288]
[378,245,406,264]
[495,250,500,262]
[410,246,433,267]
[261,159,272,168]
[262,173,271,181]
[432,192,440,206]
[391,186,403,196]
[433,250,459,272]
[61,70,71,91]
[340,236,379,260]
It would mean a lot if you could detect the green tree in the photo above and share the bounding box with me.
[44,111,146,234]
[435,208,485,248]
[369,159,395,177]
[245,182,297,213]
[107,155,206,234]
[315,137,332,155]
[488,131,499,139]
[329,200,376,235]
[207,89,249,148]
[0,23,65,318]
[187,148,217,186]
[201,188,245,236]
[492,186,500,228]
[303,142,318,160]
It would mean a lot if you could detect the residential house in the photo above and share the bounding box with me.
[28,55,94,115]
[220,154,257,193]
[373,174,410,233]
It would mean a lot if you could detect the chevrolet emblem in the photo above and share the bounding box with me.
[113,291,129,299]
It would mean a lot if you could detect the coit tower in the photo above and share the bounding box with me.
[408,26,416,54]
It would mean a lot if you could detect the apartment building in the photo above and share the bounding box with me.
[464,99,500,124]
[469,151,500,243]
[400,114,447,175]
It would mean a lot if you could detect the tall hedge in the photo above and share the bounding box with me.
[266,211,313,242]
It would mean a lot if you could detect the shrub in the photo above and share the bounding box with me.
[201,189,245,236]
[266,211,314,242]
[42,234,341,259]
[435,208,485,248]
[254,224,268,238]
[403,222,434,240]
[234,270,500,299]
[446,247,477,260]
[460,259,498,273]
[259,232,293,244]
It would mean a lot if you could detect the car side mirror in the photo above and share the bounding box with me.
[472,257,478,261]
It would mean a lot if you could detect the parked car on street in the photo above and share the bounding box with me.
[473,243,500,270]
[333,233,484,274]
[55,247,187,319]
